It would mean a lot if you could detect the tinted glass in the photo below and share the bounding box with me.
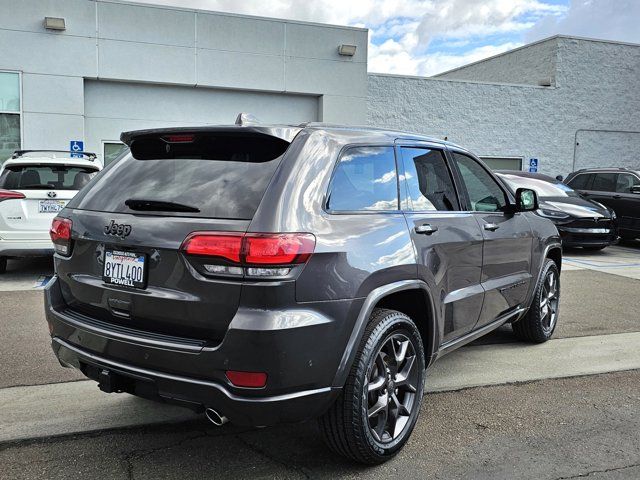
[498,174,580,198]
[591,173,616,192]
[400,147,459,211]
[69,134,289,219]
[103,142,129,167]
[615,173,640,193]
[327,146,398,211]
[0,113,20,163]
[0,165,98,190]
[453,152,506,212]
[567,173,592,190]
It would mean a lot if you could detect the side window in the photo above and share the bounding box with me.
[327,146,399,212]
[567,173,592,190]
[591,173,616,192]
[400,147,459,211]
[615,173,640,193]
[452,152,507,212]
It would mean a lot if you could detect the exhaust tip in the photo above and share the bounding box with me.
[205,408,228,426]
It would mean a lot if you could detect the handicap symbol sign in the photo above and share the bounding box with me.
[70,140,84,158]
[528,158,538,173]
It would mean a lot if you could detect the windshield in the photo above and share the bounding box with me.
[0,165,98,190]
[499,174,579,198]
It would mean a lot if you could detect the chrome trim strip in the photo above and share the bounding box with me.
[561,227,611,234]
[53,307,204,353]
[53,337,332,403]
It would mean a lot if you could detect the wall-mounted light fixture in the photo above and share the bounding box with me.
[338,44,357,56]
[44,17,66,31]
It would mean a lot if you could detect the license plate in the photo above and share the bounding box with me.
[103,250,146,289]
[39,200,66,213]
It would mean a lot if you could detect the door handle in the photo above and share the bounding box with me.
[484,223,500,231]
[612,194,621,199]
[415,224,438,235]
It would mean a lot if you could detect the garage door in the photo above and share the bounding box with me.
[84,80,318,163]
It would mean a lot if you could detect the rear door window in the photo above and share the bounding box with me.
[399,147,459,211]
[591,173,616,192]
[68,133,290,219]
[326,146,399,212]
[0,165,98,190]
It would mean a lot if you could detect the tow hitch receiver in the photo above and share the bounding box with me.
[98,369,121,393]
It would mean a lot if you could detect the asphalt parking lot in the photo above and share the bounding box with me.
[1,243,639,479]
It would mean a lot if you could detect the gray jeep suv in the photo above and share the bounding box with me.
[45,122,562,464]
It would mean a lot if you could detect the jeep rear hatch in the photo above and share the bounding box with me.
[57,127,298,344]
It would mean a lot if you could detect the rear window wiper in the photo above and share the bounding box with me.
[125,198,200,213]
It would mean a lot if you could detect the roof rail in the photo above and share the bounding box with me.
[577,167,631,172]
[11,150,97,161]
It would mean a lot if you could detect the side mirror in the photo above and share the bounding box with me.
[555,175,564,182]
[515,188,539,212]
[631,185,640,194]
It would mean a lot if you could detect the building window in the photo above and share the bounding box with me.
[102,141,129,167]
[0,72,21,163]
[480,156,523,171]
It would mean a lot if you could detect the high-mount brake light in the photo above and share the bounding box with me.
[0,189,26,202]
[180,232,316,277]
[163,134,195,143]
[50,217,73,256]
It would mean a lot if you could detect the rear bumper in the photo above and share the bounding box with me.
[44,275,355,426]
[52,336,338,426]
[0,238,54,257]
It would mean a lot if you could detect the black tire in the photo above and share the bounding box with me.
[513,259,560,343]
[0,257,6,274]
[583,245,606,251]
[318,308,425,464]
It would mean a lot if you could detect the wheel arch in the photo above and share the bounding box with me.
[547,246,562,272]
[331,280,438,389]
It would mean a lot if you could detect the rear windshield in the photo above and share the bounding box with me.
[67,133,290,219]
[0,165,98,190]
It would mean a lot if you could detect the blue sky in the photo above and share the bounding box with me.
[136,0,640,76]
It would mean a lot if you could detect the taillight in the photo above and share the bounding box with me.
[180,232,316,278]
[226,370,267,388]
[244,234,315,265]
[182,233,243,262]
[0,189,25,202]
[50,217,73,256]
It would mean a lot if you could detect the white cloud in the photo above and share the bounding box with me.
[133,0,568,75]
[369,39,523,76]
[525,0,640,44]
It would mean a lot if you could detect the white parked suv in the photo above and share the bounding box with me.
[0,150,101,273]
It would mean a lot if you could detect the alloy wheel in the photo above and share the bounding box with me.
[540,269,559,332]
[365,332,420,443]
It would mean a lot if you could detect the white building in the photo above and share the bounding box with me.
[0,0,368,164]
[1,0,638,176]
[369,35,640,174]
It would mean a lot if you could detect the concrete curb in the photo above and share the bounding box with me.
[2,332,640,443]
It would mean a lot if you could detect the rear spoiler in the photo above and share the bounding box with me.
[120,125,303,146]
[12,150,97,161]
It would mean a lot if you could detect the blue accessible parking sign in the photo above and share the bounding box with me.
[70,140,84,158]
[528,158,538,173]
